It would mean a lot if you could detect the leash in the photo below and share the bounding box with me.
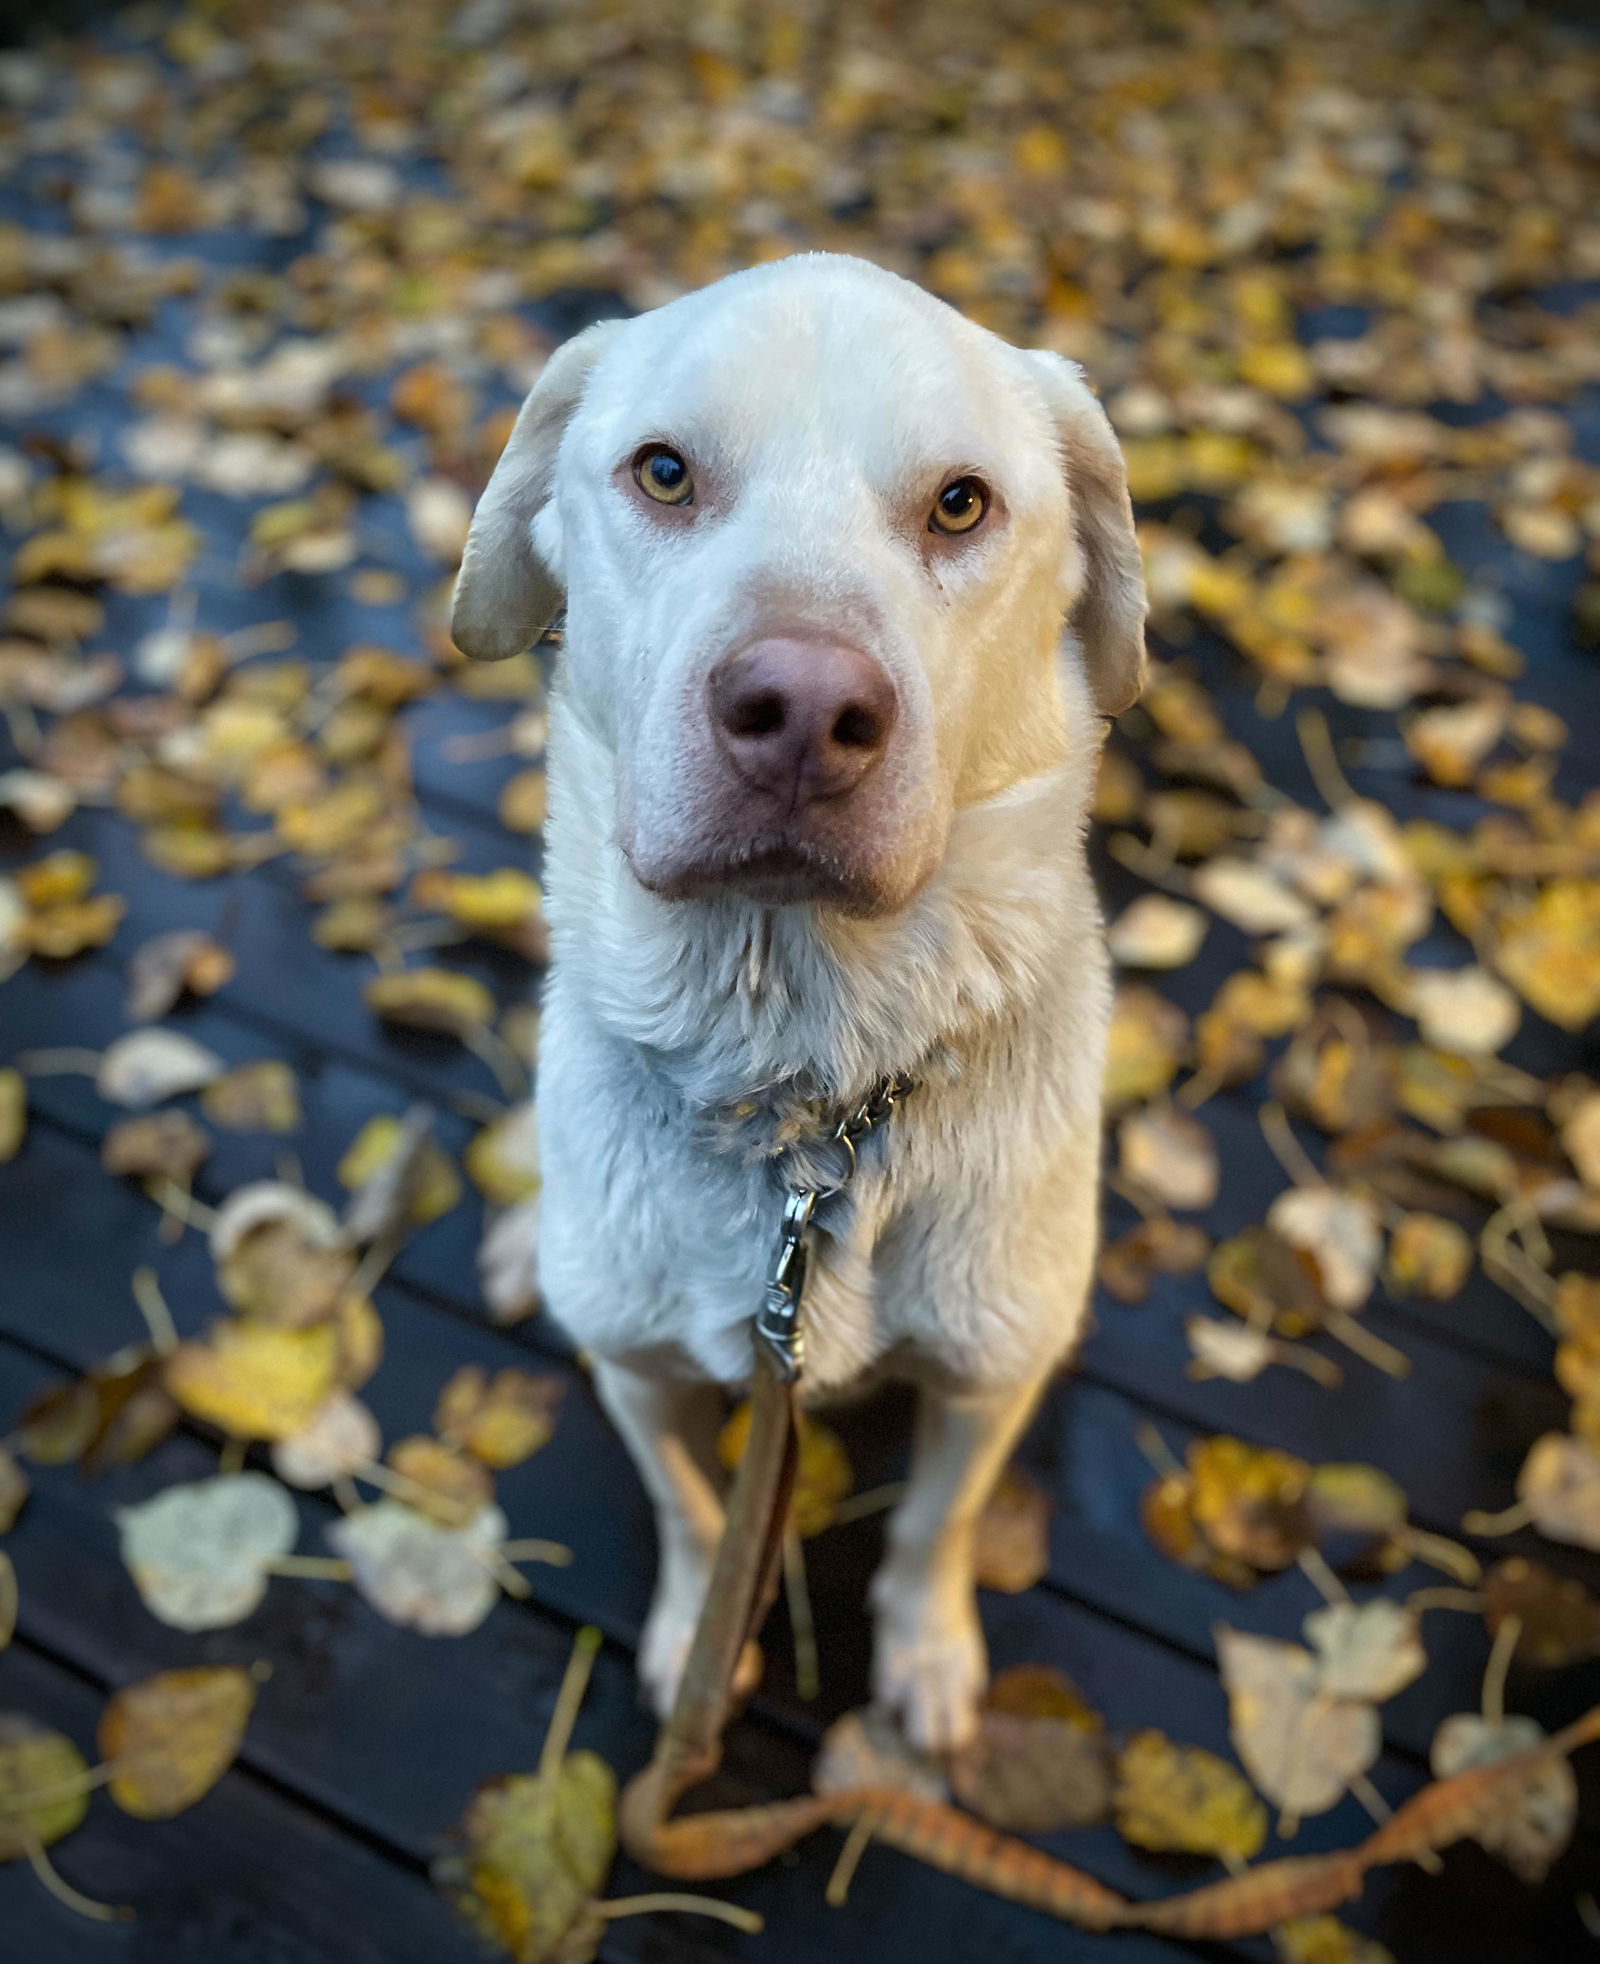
[615,1081,1600,1935]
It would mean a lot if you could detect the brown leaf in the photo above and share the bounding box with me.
[102,1109,211,1181]
[950,1709,1112,1833]
[1483,1557,1600,1668]
[100,1665,256,1819]
[973,1464,1052,1593]
[200,1060,301,1133]
[0,1447,28,1532]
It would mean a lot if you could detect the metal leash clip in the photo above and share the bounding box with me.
[753,1073,914,1384]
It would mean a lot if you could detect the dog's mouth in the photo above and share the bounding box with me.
[630,831,889,913]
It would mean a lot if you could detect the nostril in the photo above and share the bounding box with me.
[831,702,883,749]
[726,691,786,739]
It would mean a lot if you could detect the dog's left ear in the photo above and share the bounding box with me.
[1020,350,1147,718]
[451,318,625,661]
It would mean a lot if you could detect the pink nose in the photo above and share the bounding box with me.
[708,637,897,806]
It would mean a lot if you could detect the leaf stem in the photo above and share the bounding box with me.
[539,1625,602,1781]
[1481,1612,1521,1730]
[597,1892,762,1934]
[24,1835,132,1922]
[130,1266,178,1355]
[1460,1499,1533,1538]
[783,1530,819,1702]
[825,1814,877,1908]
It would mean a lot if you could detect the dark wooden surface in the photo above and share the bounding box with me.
[2,24,1600,1964]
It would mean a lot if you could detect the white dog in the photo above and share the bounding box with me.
[456,253,1146,1751]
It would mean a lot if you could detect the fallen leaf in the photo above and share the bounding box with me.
[1118,1104,1218,1210]
[329,1499,507,1636]
[96,1028,225,1107]
[0,1069,24,1162]
[973,1464,1052,1593]
[100,1665,256,1819]
[1515,1434,1600,1552]
[364,967,496,1038]
[717,1403,852,1539]
[1216,1626,1380,1820]
[1405,966,1520,1058]
[271,1393,382,1490]
[1302,1600,1426,1704]
[1113,1729,1267,1863]
[116,1473,297,1630]
[1273,1916,1395,1964]
[813,1707,948,1802]
[1104,984,1189,1110]
[435,1366,563,1469]
[1190,1436,1312,1573]
[125,929,235,1022]
[1384,1213,1473,1301]
[950,1709,1112,1833]
[1429,1713,1577,1884]
[1107,894,1209,970]
[0,1448,28,1533]
[165,1319,340,1440]
[339,1108,459,1237]
[465,1107,541,1207]
[1268,1186,1382,1313]
[1193,857,1316,936]
[985,1664,1103,1732]
[102,1109,211,1181]
[0,1716,90,1859]
[1482,1557,1600,1669]
[200,1060,301,1132]
[436,1748,615,1963]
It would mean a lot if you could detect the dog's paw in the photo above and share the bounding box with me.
[478,1198,540,1324]
[871,1593,987,1753]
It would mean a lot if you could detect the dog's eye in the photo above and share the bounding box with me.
[929,476,987,535]
[633,445,694,507]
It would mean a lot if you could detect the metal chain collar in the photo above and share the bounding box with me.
[752,1073,914,1384]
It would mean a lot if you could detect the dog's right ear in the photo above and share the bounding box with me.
[451,319,625,661]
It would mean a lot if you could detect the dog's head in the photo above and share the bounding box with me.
[452,254,1145,916]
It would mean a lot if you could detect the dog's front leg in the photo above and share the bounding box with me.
[870,1374,1048,1752]
[590,1358,746,1717]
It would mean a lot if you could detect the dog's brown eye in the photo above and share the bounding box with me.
[634,445,693,506]
[929,476,987,535]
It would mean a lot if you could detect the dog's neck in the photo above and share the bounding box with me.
[540,689,1102,1130]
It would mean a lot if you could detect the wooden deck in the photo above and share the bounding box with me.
[2,11,1599,1964]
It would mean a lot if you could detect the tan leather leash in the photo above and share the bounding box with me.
[615,1082,1600,1934]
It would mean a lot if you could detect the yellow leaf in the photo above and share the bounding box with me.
[165,1320,340,1440]
[0,1717,90,1860]
[1114,1729,1267,1862]
[435,1365,563,1469]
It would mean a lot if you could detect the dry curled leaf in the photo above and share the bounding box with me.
[1384,1212,1473,1301]
[1113,1729,1267,1864]
[116,1473,297,1631]
[985,1664,1102,1732]
[1267,1186,1382,1314]
[100,1665,256,1819]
